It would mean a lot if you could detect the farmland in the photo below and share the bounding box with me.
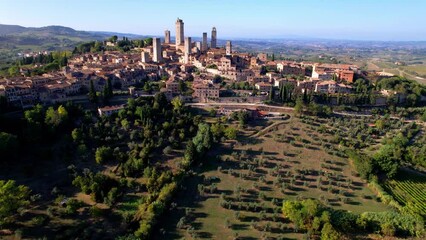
[384,169,426,217]
[155,115,391,239]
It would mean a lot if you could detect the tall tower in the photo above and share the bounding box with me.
[164,30,170,44]
[153,37,162,63]
[175,18,184,46]
[226,40,232,56]
[202,32,208,52]
[141,51,149,63]
[184,37,191,63]
[211,27,217,48]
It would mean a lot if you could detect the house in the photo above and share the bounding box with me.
[98,105,125,116]
[314,80,352,94]
[312,66,334,80]
[255,82,272,92]
[192,82,220,102]
[277,62,305,76]
[140,63,158,73]
[274,78,297,88]
[298,78,321,93]
[165,77,180,94]
[336,70,354,83]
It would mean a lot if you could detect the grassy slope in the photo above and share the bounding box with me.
[156,117,389,240]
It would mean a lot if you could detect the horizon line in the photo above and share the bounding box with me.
[1,23,426,43]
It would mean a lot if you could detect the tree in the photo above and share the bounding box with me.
[294,98,304,115]
[375,119,386,130]
[0,180,30,225]
[421,111,426,122]
[0,132,18,159]
[171,97,184,112]
[71,128,83,143]
[374,144,400,178]
[381,222,396,236]
[109,35,118,43]
[8,65,20,77]
[213,75,222,83]
[193,123,212,154]
[321,223,341,240]
[269,87,275,101]
[346,150,373,180]
[182,141,196,168]
[211,122,224,141]
[143,81,153,94]
[144,37,153,46]
[260,66,267,75]
[95,146,113,164]
[103,78,113,100]
[208,108,217,117]
[89,80,98,103]
[236,110,249,126]
[178,80,187,93]
[45,105,68,129]
[24,104,44,124]
[224,127,237,140]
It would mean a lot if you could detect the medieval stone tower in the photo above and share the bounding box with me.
[211,27,217,48]
[175,18,184,46]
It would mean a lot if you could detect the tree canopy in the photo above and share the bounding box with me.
[0,180,30,225]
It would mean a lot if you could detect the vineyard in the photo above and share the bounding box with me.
[384,169,426,216]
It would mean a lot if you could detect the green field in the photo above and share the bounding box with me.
[384,169,426,216]
[402,65,426,77]
[156,116,390,239]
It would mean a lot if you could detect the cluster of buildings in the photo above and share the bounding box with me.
[0,52,146,107]
[1,18,362,108]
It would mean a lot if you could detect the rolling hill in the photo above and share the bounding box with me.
[0,24,145,71]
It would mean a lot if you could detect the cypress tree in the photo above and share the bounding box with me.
[107,78,113,98]
[303,88,308,103]
[89,80,97,103]
[269,87,275,101]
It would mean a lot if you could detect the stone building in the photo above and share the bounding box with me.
[258,53,268,62]
[153,37,162,63]
[175,18,184,46]
[141,51,150,63]
[202,32,208,52]
[211,27,217,48]
[192,82,220,102]
[165,30,171,44]
[226,41,232,56]
[184,37,191,63]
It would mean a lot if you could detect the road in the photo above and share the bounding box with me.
[187,102,426,125]
[187,102,294,112]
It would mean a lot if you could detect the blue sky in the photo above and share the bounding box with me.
[0,0,425,41]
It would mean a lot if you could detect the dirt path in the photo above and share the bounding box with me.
[251,119,290,137]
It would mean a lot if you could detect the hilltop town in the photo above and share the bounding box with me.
[2,16,426,240]
[0,18,369,110]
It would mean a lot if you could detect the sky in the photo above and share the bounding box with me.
[0,0,425,41]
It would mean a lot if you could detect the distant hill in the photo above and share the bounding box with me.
[0,24,146,50]
[0,24,28,35]
[0,24,146,69]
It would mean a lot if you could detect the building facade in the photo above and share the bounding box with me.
[184,37,191,64]
[164,30,171,44]
[153,37,162,63]
[226,41,232,56]
[211,27,217,48]
[175,18,184,46]
[202,32,208,52]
